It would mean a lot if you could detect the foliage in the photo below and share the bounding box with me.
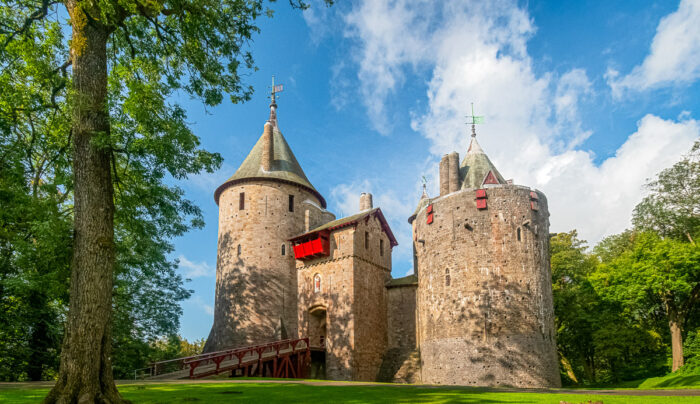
[633,140,700,245]
[112,335,206,379]
[0,14,71,381]
[551,231,667,385]
[593,233,700,322]
[1,0,334,388]
[550,231,598,383]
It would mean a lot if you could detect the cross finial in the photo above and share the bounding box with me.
[269,75,284,126]
[465,103,484,138]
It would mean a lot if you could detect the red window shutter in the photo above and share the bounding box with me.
[293,244,303,259]
[427,204,433,214]
[531,201,539,211]
[427,213,434,224]
[530,191,539,200]
[475,189,487,199]
[476,199,487,209]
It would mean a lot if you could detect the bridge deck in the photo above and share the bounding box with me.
[138,338,310,380]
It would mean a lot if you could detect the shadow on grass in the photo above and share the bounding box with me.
[115,383,520,404]
[2,383,698,404]
[639,375,700,389]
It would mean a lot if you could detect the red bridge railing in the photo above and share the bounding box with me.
[184,338,310,379]
[136,338,311,380]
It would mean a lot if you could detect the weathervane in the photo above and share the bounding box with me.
[268,75,284,125]
[270,75,284,105]
[465,102,484,138]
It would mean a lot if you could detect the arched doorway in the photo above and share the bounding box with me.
[308,305,327,379]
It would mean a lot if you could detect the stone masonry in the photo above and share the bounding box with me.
[296,207,394,381]
[205,98,561,387]
[412,185,560,387]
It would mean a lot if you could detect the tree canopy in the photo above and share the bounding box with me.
[1,1,331,400]
[633,140,700,245]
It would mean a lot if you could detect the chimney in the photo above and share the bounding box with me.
[439,154,449,196]
[360,193,373,211]
[261,122,274,172]
[448,152,460,193]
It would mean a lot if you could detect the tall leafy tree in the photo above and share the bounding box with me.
[1,0,336,400]
[633,140,700,245]
[593,233,700,372]
[550,231,599,383]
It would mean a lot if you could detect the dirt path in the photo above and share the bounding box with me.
[1,379,699,396]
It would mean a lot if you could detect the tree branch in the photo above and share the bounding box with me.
[2,0,58,49]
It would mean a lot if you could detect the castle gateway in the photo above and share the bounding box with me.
[204,94,561,388]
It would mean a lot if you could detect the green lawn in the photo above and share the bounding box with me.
[572,372,700,390]
[2,382,700,404]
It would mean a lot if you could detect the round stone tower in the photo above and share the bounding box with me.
[409,132,560,388]
[204,93,334,352]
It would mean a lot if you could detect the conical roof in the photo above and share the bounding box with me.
[214,123,326,207]
[460,136,506,190]
[408,187,430,224]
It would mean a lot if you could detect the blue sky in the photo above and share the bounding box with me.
[172,0,700,341]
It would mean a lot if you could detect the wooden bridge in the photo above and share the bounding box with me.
[135,338,311,380]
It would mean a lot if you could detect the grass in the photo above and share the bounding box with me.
[637,373,700,389]
[569,371,700,390]
[2,381,700,404]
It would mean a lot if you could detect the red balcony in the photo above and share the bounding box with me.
[293,231,330,260]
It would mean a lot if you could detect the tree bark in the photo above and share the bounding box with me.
[668,304,685,372]
[44,2,126,403]
[27,291,51,381]
[559,351,578,384]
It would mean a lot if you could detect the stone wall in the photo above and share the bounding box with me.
[297,226,356,380]
[205,181,333,352]
[296,213,392,381]
[413,185,560,388]
[351,216,391,381]
[386,283,417,350]
[378,282,421,383]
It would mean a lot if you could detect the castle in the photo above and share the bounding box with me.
[204,92,561,388]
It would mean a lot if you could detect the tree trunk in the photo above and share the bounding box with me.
[559,351,578,384]
[668,306,685,372]
[27,291,50,381]
[44,3,125,403]
[580,352,594,384]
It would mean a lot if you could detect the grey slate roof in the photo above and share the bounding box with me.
[460,136,506,190]
[214,124,326,207]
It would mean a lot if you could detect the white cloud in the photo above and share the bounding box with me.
[177,254,214,278]
[538,115,698,243]
[608,0,700,97]
[341,0,700,247]
[190,295,214,316]
[302,0,334,46]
